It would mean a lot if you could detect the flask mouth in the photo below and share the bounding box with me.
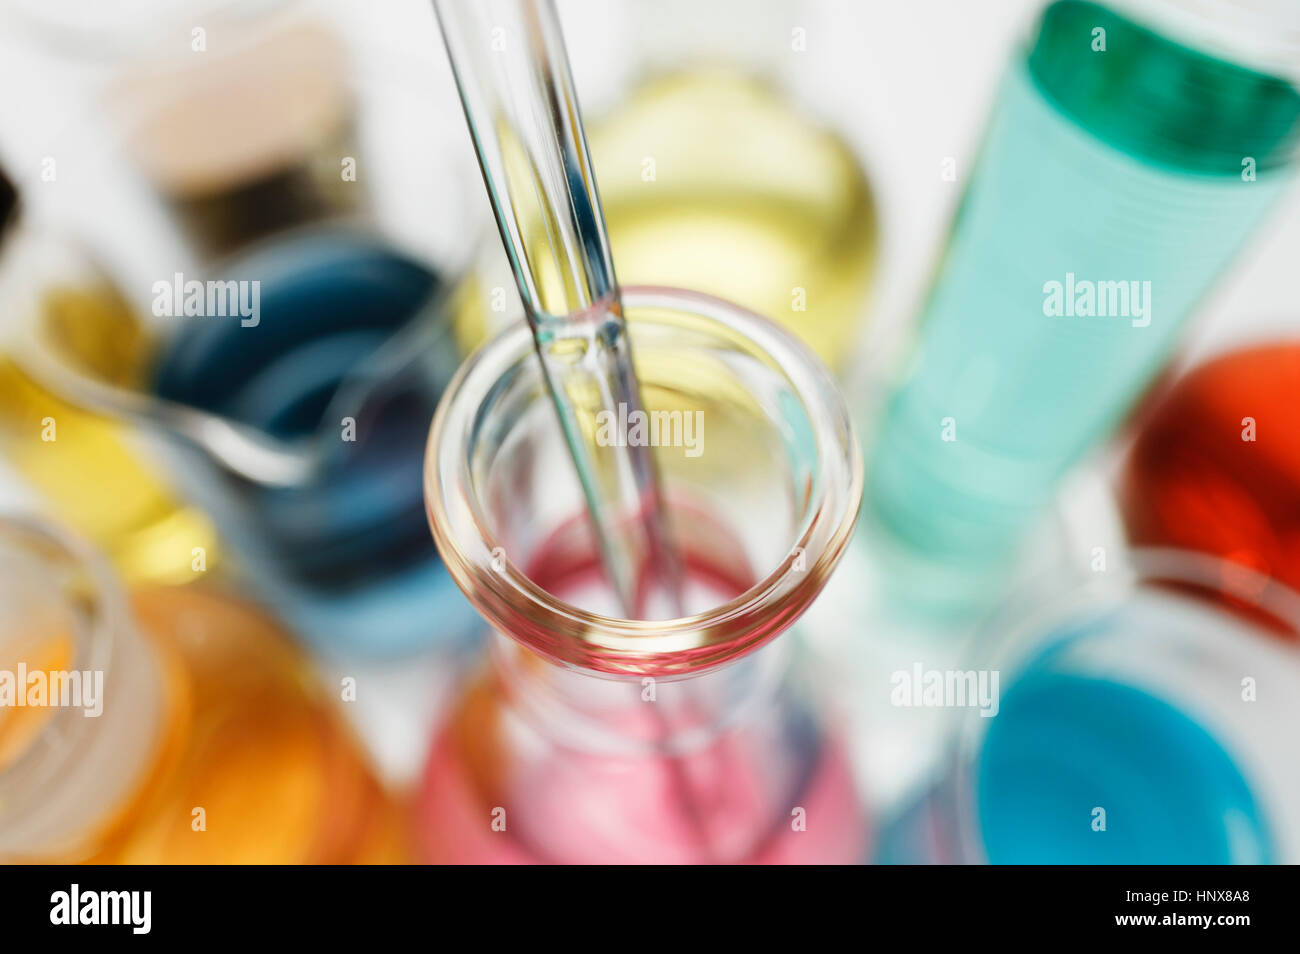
[425,286,863,677]
[0,516,123,726]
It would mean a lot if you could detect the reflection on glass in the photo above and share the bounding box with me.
[420,289,867,863]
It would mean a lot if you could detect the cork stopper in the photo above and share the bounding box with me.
[115,23,350,198]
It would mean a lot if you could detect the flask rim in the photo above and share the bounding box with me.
[0,516,132,829]
[424,285,863,677]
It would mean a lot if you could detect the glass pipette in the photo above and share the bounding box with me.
[433,0,683,619]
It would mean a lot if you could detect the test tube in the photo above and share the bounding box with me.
[419,287,867,863]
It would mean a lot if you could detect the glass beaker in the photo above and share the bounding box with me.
[0,515,407,863]
[2,219,477,659]
[862,0,1300,617]
[0,166,224,586]
[876,549,1300,864]
[0,20,482,657]
[419,286,866,863]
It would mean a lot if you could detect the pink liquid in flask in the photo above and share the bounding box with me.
[416,518,866,864]
[418,288,869,864]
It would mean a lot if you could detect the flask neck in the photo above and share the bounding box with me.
[489,629,794,756]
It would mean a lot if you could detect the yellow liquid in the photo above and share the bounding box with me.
[454,68,878,368]
[0,284,219,585]
[17,586,409,864]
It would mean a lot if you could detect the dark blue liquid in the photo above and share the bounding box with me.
[152,233,450,587]
[977,672,1271,864]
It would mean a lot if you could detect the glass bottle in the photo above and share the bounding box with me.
[452,0,879,371]
[0,516,407,863]
[419,287,867,863]
[876,549,1300,864]
[862,0,1300,616]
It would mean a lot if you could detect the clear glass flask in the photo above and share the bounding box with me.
[0,516,407,863]
[863,0,1300,616]
[419,287,866,863]
[876,549,1300,864]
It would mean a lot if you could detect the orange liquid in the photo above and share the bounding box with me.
[39,587,407,863]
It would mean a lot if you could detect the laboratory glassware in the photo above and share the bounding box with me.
[0,175,220,585]
[418,286,867,863]
[0,515,407,863]
[1122,341,1300,604]
[450,0,878,370]
[863,0,1300,616]
[876,549,1300,864]
[0,25,481,657]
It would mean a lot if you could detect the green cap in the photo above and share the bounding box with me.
[1029,0,1300,175]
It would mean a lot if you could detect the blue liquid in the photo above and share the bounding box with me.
[865,1,1300,607]
[978,672,1271,864]
[152,232,476,655]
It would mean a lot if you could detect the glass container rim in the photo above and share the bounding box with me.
[424,284,863,677]
[0,514,126,790]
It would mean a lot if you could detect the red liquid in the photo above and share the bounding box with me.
[416,519,867,864]
[1122,343,1300,615]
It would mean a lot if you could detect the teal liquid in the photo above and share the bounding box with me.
[977,672,1271,864]
[866,1,1300,607]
